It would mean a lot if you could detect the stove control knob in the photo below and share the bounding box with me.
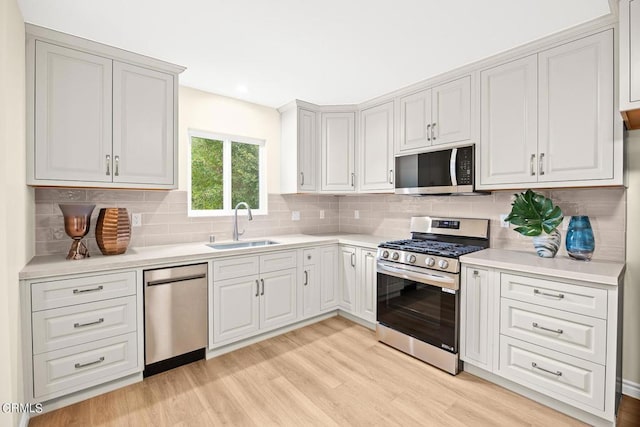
[392,252,400,261]
[438,259,449,269]
[425,257,435,267]
[408,255,417,264]
[382,250,390,259]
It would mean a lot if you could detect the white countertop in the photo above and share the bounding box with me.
[20,233,390,280]
[460,248,625,286]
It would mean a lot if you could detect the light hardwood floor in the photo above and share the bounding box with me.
[30,316,639,426]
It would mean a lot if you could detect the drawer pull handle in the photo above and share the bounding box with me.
[531,362,562,377]
[73,285,104,294]
[533,289,564,299]
[74,318,104,328]
[532,322,563,334]
[75,357,105,369]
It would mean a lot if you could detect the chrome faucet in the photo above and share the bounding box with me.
[233,202,253,241]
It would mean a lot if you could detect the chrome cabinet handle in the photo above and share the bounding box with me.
[350,252,356,267]
[75,357,105,369]
[530,154,536,176]
[431,123,436,141]
[260,278,265,296]
[300,172,304,186]
[255,280,259,297]
[74,318,104,328]
[389,170,394,184]
[532,322,563,334]
[426,124,431,141]
[303,270,308,286]
[114,155,120,176]
[73,286,103,295]
[106,155,111,176]
[531,362,562,377]
[351,173,355,187]
[533,289,564,299]
[539,153,545,175]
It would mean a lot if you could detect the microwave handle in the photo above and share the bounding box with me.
[450,148,458,186]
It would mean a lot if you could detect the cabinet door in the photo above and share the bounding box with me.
[431,77,471,145]
[460,267,492,370]
[320,246,339,310]
[113,62,175,186]
[260,268,297,330]
[358,249,377,322]
[298,108,318,191]
[398,89,431,152]
[302,265,320,318]
[321,112,356,191]
[339,246,357,312]
[34,41,113,182]
[480,55,538,185]
[538,30,614,182]
[213,276,260,344]
[630,0,640,103]
[359,102,394,192]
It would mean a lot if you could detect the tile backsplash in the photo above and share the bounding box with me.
[35,187,625,262]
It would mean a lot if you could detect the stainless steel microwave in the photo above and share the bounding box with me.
[395,145,476,195]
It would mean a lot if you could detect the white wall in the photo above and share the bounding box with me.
[178,86,281,193]
[0,0,34,425]
[624,129,640,387]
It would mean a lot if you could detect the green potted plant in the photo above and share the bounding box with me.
[505,189,564,258]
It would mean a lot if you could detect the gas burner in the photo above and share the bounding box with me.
[379,239,485,258]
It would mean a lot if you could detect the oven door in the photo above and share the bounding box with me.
[376,261,459,353]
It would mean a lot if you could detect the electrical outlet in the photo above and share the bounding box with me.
[131,213,142,227]
[562,216,571,230]
[354,210,360,219]
[499,214,509,228]
[319,210,325,219]
[291,211,300,221]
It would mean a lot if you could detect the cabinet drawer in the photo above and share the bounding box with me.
[303,248,318,266]
[500,273,607,319]
[31,271,136,311]
[32,296,137,355]
[500,298,606,364]
[498,336,605,410]
[260,251,297,273]
[33,332,138,399]
[213,256,259,281]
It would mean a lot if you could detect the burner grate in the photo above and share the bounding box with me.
[379,239,484,258]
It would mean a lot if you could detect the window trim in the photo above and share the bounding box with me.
[187,129,268,217]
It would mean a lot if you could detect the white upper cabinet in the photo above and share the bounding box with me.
[480,55,538,185]
[398,76,471,154]
[479,30,616,188]
[113,62,174,185]
[34,42,113,183]
[279,104,319,193]
[321,112,356,192]
[27,25,184,189]
[620,0,640,128]
[359,101,394,192]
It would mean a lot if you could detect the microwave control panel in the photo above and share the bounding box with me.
[456,147,473,185]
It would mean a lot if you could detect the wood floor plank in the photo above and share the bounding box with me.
[29,317,640,427]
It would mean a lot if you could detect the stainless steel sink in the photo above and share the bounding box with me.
[206,240,279,250]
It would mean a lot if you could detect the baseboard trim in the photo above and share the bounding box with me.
[623,379,640,399]
[19,412,30,427]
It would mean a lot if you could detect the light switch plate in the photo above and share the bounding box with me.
[131,213,142,227]
[499,214,509,228]
[354,210,360,219]
[291,211,300,221]
[319,210,325,219]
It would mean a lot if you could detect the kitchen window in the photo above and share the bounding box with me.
[188,130,267,216]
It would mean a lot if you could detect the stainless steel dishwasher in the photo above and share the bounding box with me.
[144,263,207,376]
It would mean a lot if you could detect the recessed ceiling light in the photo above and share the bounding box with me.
[236,85,248,94]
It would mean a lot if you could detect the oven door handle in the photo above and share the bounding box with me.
[377,261,458,291]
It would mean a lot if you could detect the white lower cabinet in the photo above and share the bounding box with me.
[460,262,621,424]
[339,246,357,311]
[339,245,377,324]
[212,251,297,347]
[319,246,340,311]
[301,246,339,318]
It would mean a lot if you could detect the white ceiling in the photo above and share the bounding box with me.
[18,0,611,108]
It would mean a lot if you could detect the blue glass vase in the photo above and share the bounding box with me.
[565,216,595,261]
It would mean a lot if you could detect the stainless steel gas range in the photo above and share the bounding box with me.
[376,216,490,375]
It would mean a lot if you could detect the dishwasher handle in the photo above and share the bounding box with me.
[146,273,207,287]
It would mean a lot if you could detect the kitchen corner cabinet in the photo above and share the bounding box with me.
[321,112,356,192]
[26,25,184,189]
[279,103,319,193]
[359,101,395,192]
[339,245,377,323]
[398,76,471,154]
[300,245,340,318]
[479,30,615,187]
[620,0,640,129]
